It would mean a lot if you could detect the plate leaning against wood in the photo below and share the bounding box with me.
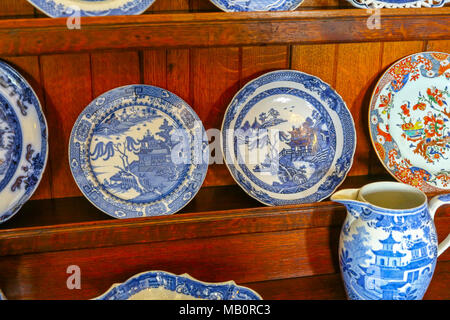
[369,52,450,193]
[0,60,48,224]
[69,84,209,219]
[347,0,448,9]
[221,70,356,206]
[209,0,304,12]
[27,0,156,17]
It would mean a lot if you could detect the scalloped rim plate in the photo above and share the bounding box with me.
[93,270,263,300]
[69,84,209,219]
[27,0,156,17]
[347,0,448,8]
[221,70,356,206]
[369,52,450,193]
[0,60,48,224]
[209,0,304,12]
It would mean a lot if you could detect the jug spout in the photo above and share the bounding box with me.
[331,188,360,202]
[330,188,365,208]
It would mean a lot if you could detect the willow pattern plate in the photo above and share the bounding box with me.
[221,70,356,206]
[0,61,48,224]
[369,52,450,193]
[27,0,156,17]
[94,271,262,300]
[209,0,304,11]
[69,85,209,219]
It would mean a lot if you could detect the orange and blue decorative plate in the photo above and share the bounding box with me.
[369,52,450,193]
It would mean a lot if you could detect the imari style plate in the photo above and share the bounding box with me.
[27,0,156,17]
[94,271,262,300]
[0,61,48,224]
[348,0,448,8]
[69,85,209,219]
[369,52,450,193]
[221,70,356,206]
[209,0,304,12]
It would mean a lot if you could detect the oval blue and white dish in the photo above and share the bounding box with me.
[94,271,262,300]
[27,0,156,18]
[69,85,209,219]
[209,0,304,11]
[0,61,48,224]
[222,70,356,206]
[347,0,447,8]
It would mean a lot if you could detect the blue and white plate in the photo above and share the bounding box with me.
[0,289,6,300]
[348,0,448,8]
[209,0,304,11]
[69,85,208,219]
[222,70,356,206]
[0,61,48,224]
[27,0,156,18]
[94,271,262,300]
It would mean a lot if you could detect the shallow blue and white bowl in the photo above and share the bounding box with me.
[94,271,263,300]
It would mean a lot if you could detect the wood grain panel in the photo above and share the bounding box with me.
[148,0,190,13]
[192,47,240,187]
[166,49,191,104]
[0,56,52,200]
[291,43,337,86]
[142,49,167,88]
[191,0,219,11]
[40,54,92,199]
[0,0,35,17]
[300,0,345,8]
[335,42,382,177]
[90,50,140,97]
[426,39,450,53]
[241,46,289,86]
[0,226,340,300]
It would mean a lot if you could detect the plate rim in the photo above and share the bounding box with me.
[368,51,450,192]
[208,0,305,12]
[0,60,48,224]
[221,69,356,206]
[93,270,263,300]
[347,0,447,9]
[68,84,209,219]
[26,0,157,18]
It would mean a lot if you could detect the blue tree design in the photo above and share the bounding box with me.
[398,287,417,300]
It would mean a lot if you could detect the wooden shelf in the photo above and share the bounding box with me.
[0,8,449,56]
[0,175,448,300]
[0,1,449,300]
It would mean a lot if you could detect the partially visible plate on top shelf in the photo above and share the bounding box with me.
[69,84,209,219]
[27,0,156,18]
[347,0,448,9]
[369,52,450,193]
[0,60,48,224]
[0,289,6,300]
[93,271,263,300]
[221,70,356,206]
[209,0,304,11]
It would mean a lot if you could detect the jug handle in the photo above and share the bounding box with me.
[429,194,450,257]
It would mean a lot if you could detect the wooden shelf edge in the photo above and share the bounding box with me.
[0,200,346,256]
[0,8,449,56]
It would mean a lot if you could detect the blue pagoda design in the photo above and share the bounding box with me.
[354,232,433,300]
